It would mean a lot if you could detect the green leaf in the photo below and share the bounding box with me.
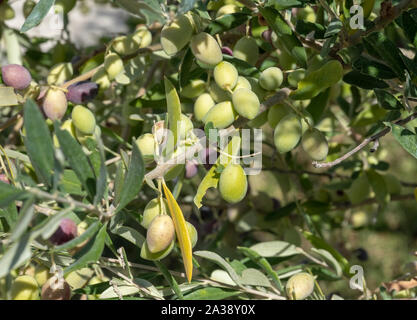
[165,77,182,148]
[115,0,165,24]
[265,202,296,221]
[184,287,240,300]
[223,55,260,77]
[194,250,242,286]
[93,137,108,206]
[374,89,403,110]
[0,87,18,106]
[305,88,330,123]
[324,19,343,38]
[55,122,96,200]
[21,0,55,33]
[386,123,417,159]
[115,142,144,213]
[366,169,389,205]
[111,225,145,248]
[54,220,101,252]
[10,197,35,242]
[23,99,54,186]
[249,241,299,258]
[295,20,325,39]
[154,260,184,299]
[240,268,272,287]
[343,70,389,89]
[64,223,107,275]
[311,248,342,277]
[259,6,306,67]
[178,0,197,14]
[0,182,28,208]
[353,56,396,79]
[0,233,32,278]
[207,12,251,35]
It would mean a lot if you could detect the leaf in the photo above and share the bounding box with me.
[178,0,197,14]
[0,233,32,278]
[305,88,330,123]
[386,123,417,159]
[324,19,343,38]
[184,287,240,300]
[162,182,193,283]
[64,223,107,275]
[165,77,182,148]
[112,226,145,248]
[295,20,325,39]
[259,6,306,67]
[194,250,242,286]
[54,221,101,252]
[240,268,272,288]
[154,260,183,299]
[238,246,283,291]
[311,248,342,277]
[194,136,241,208]
[223,55,260,77]
[343,70,389,89]
[265,202,296,221]
[10,197,35,242]
[353,56,397,79]
[115,141,144,213]
[374,89,403,110]
[115,0,165,24]
[207,12,251,35]
[23,99,54,186]
[21,0,55,33]
[0,181,28,208]
[0,87,18,106]
[249,241,299,257]
[100,284,140,299]
[366,169,389,205]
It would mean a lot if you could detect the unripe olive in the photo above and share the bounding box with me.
[1,64,32,90]
[301,128,328,161]
[203,101,237,129]
[66,81,99,104]
[64,268,94,290]
[136,133,156,164]
[181,79,206,99]
[91,67,111,91]
[47,63,73,86]
[351,209,369,228]
[132,26,152,48]
[274,114,302,153]
[71,105,96,135]
[297,6,316,23]
[267,104,293,128]
[233,36,259,66]
[23,0,36,18]
[75,125,101,145]
[346,173,371,205]
[232,88,260,120]
[141,198,168,229]
[161,14,194,56]
[140,237,175,261]
[190,32,223,67]
[41,277,71,300]
[42,88,68,121]
[34,265,50,287]
[146,215,176,253]
[286,272,315,300]
[112,35,140,56]
[288,69,306,87]
[178,114,194,140]
[259,67,283,91]
[214,61,238,91]
[300,111,314,134]
[0,1,15,20]
[194,93,215,121]
[208,81,231,103]
[383,174,402,195]
[219,163,248,204]
[104,53,124,80]
[49,218,78,245]
[216,4,239,18]
[55,0,76,13]
[186,221,198,248]
[233,76,251,91]
[11,275,40,300]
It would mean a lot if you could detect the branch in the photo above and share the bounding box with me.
[144,89,291,180]
[313,111,417,169]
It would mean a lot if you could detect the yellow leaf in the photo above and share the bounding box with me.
[162,181,193,282]
[414,187,417,202]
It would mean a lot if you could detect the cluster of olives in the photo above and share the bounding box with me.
[140,198,197,261]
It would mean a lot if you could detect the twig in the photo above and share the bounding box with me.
[313,111,417,169]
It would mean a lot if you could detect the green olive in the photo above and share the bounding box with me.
[71,105,96,135]
[181,79,206,99]
[142,198,168,229]
[140,237,175,261]
[286,272,315,300]
[194,93,215,121]
[34,264,50,287]
[259,67,283,91]
[273,114,302,153]
[161,14,194,56]
[132,26,153,48]
[146,215,176,253]
[0,1,15,20]
[346,173,371,205]
[136,133,156,164]
[232,88,260,120]
[233,76,251,91]
[214,61,238,91]
[267,104,293,128]
[300,111,314,134]
[301,128,328,161]
[216,4,239,18]
[112,35,140,56]
[233,36,259,66]
[190,32,223,67]
[92,66,111,91]
[178,114,194,140]
[219,163,248,203]
[11,275,40,300]
[104,53,124,80]
[47,63,73,86]
[288,69,306,87]
[53,119,76,147]
[203,101,237,129]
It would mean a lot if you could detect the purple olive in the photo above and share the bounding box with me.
[262,29,272,43]
[1,64,32,90]
[185,160,198,179]
[66,81,99,104]
[221,46,233,56]
[49,218,78,245]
